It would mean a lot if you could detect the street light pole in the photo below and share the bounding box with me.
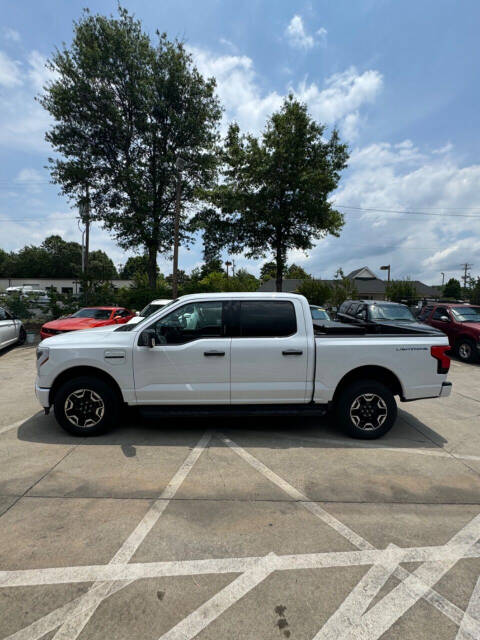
[225,260,232,278]
[380,264,391,283]
[172,157,185,299]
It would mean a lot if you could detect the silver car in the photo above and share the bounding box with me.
[0,306,26,350]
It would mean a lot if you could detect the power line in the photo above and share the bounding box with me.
[337,205,480,218]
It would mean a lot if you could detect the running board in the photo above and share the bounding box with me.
[139,403,328,419]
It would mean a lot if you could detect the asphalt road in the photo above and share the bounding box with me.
[0,344,479,639]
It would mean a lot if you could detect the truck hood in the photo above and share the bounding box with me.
[457,322,480,334]
[40,325,135,347]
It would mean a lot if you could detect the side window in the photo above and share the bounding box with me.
[356,305,367,320]
[239,300,296,337]
[347,303,358,316]
[0,308,6,321]
[151,301,224,345]
[432,306,449,320]
[116,309,129,318]
[339,302,350,314]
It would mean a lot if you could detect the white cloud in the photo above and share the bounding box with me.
[297,143,480,283]
[190,47,381,139]
[28,50,56,90]
[285,16,327,50]
[3,28,20,43]
[0,50,22,87]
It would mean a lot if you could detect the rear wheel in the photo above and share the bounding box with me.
[54,376,118,436]
[335,379,397,439]
[456,338,478,363]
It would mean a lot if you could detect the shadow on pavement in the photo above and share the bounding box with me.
[16,404,447,454]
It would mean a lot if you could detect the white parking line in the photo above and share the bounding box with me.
[1,545,479,589]
[0,416,35,436]
[15,431,212,640]
[456,576,480,640]
[158,553,278,640]
[219,434,479,631]
[314,544,404,640]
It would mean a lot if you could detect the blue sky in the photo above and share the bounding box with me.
[1,0,479,283]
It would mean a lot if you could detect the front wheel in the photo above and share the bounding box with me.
[456,338,478,363]
[54,376,118,436]
[17,327,26,345]
[335,379,397,439]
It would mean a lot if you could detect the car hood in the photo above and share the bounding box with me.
[127,315,144,324]
[42,317,112,330]
[458,321,480,333]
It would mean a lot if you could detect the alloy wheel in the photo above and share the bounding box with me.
[350,393,388,431]
[64,389,105,428]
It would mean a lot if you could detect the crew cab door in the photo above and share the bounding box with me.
[230,299,309,404]
[429,306,454,343]
[133,300,230,404]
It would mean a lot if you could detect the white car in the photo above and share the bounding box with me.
[0,306,26,350]
[127,299,173,324]
[35,292,452,439]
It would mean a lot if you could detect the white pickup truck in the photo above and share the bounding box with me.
[35,292,452,439]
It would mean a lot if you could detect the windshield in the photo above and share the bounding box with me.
[368,304,415,322]
[451,306,480,322]
[310,307,330,321]
[139,302,168,317]
[71,308,112,320]
[130,299,177,329]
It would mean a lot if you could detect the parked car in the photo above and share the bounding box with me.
[0,306,26,350]
[35,293,451,440]
[309,305,331,321]
[127,299,173,324]
[419,303,480,362]
[337,300,444,336]
[40,306,134,340]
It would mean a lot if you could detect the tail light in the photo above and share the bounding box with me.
[431,345,450,374]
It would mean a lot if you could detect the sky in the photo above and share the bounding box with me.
[0,0,479,284]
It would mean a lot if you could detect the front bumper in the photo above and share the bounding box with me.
[439,381,452,398]
[35,381,51,408]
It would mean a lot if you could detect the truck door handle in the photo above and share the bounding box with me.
[282,350,303,356]
[204,350,225,357]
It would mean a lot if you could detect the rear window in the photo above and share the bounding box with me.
[239,301,297,337]
[418,305,434,321]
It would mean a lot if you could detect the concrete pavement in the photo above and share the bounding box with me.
[0,344,479,639]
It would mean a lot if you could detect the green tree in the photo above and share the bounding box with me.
[386,279,417,303]
[468,277,480,304]
[260,261,277,282]
[41,235,82,277]
[119,255,153,279]
[39,7,222,288]
[88,250,118,280]
[329,268,357,307]
[443,278,462,299]
[285,263,310,279]
[297,279,331,305]
[199,96,348,292]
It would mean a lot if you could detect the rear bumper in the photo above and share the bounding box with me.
[439,381,452,397]
[35,381,50,408]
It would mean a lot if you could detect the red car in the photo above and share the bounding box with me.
[419,303,480,362]
[40,306,134,340]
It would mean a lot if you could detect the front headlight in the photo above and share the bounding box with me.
[36,347,49,369]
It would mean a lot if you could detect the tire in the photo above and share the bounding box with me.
[456,338,478,363]
[17,327,26,345]
[53,376,119,436]
[334,379,397,440]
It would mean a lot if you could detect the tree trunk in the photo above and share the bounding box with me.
[275,240,284,292]
[147,245,157,289]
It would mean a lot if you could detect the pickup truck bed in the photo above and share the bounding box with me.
[35,293,452,440]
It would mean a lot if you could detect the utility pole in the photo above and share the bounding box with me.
[441,272,445,286]
[79,185,90,303]
[225,260,232,278]
[461,263,473,290]
[172,157,185,299]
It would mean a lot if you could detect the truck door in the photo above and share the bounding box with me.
[133,300,230,404]
[230,299,309,404]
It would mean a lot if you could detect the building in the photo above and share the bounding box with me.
[258,266,441,300]
[0,277,133,295]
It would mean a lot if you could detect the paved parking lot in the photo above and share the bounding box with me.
[0,344,480,639]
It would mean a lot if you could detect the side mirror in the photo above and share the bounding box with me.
[440,315,450,322]
[139,329,156,348]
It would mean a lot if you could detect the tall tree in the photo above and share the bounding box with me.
[386,278,417,303]
[443,278,462,299]
[199,96,348,291]
[39,7,222,288]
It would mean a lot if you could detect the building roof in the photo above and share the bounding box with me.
[346,266,378,279]
[257,279,304,293]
